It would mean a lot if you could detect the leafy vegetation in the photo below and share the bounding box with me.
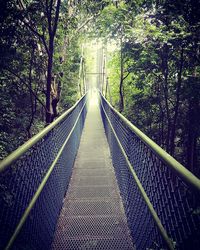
[88,0,200,176]
[1,0,200,177]
[0,0,86,158]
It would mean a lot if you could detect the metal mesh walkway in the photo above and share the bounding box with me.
[51,95,134,249]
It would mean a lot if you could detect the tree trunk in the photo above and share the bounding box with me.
[170,46,184,156]
[119,78,124,112]
[186,77,199,174]
[27,46,35,138]
[119,37,124,112]
[158,88,165,147]
[46,40,54,124]
[45,0,61,124]
[78,56,83,96]
[186,103,197,173]
[160,43,171,151]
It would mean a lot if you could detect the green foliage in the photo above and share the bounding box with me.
[1,0,200,177]
[0,0,83,158]
[87,0,200,176]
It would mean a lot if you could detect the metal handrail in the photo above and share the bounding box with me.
[100,95,174,250]
[0,94,87,173]
[100,93,200,192]
[4,98,87,250]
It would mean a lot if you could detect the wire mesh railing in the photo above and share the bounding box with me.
[0,94,88,250]
[100,93,200,250]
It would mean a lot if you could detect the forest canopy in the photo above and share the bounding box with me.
[0,0,200,177]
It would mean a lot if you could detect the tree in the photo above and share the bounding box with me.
[17,0,61,124]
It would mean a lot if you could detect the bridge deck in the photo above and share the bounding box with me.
[51,95,134,249]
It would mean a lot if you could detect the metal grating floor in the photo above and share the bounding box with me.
[51,95,134,250]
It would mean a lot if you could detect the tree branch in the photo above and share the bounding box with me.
[23,21,49,55]
[76,16,94,33]
[17,0,26,10]
[123,71,130,81]
[69,14,98,43]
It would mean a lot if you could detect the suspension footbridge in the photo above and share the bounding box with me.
[0,90,200,250]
